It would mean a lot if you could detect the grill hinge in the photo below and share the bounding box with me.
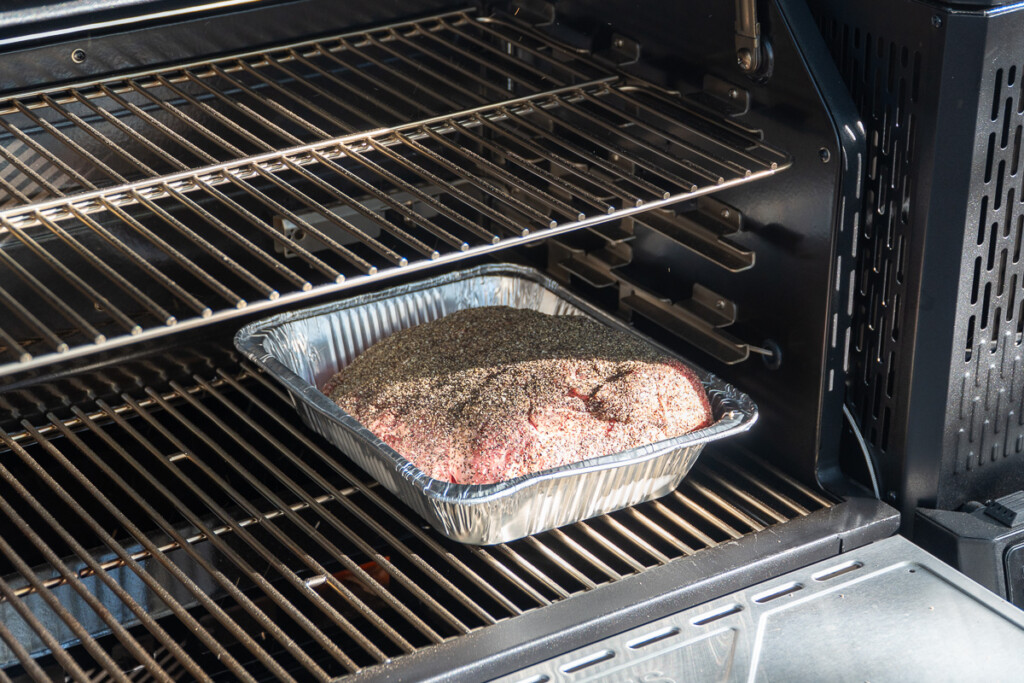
[735,0,763,74]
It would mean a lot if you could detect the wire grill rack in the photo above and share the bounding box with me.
[0,361,829,681]
[0,9,789,376]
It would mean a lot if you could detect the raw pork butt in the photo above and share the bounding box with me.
[323,306,713,485]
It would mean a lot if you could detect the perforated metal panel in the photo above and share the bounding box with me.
[948,55,1024,479]
[819,17,923,456]
[812,0,1024,518]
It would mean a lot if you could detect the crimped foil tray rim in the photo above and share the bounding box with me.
[235,263,758,507]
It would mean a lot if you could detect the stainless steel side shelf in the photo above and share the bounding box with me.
[0,9,789,376]
[502,535,1024,682]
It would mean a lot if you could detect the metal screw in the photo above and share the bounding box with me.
[614,38,624,48]
[721,208,731,219]
[819,147,831,163]
[736,48,753,71]
[727,88,739,100]
[715,300,726,310]
[931,14,943,28]
[71,48,87,64]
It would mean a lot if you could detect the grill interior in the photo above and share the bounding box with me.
[0,8,787,376]
[0,358,830,681]
[0,4,844,680]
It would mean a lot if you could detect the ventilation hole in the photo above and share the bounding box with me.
[628,627,680,649]
[985,133,996,184]
[562,650,614,674]
[813,561,864,582]
[1009,275,1019,319]
[1013,126,1022,177]
[901,45,909,67]
[993,307,1003,347]
[886,352,896,396]
[881,258,891,303]
[993,68,1004,121]
[906,111,917,165]
[979,195,990,245]
[966,315,976,361]
[892,293,901,340]
[982,283,992,329]
[972,257,982,304]
[753,582,804,604]
[1007,189,1017,235]
[988,221,1000,270]
[881,405,892,449]
[515,677,549,683]
[1011,65,1018,86]
[691,604,742,627]
[896,234,906,283]
[999,249,1008,295]
[995,161,1006,210]
[1015,215,1024,263]
[1003,99,1014,148]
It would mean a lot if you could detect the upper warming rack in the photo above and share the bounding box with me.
[0,9,790,374]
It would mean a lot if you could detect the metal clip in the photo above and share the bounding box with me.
[621,286,752,365]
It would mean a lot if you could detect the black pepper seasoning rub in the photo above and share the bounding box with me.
[323,306,712,485]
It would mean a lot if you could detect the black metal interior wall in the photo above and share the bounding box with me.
[514,0,863,488]
[0,0,860,494]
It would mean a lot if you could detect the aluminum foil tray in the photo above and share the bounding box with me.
[235,264,757,544]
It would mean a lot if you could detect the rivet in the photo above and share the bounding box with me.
[737,48,753,71]
[931,15,943,28]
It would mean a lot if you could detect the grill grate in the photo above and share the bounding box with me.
[0,9,788,376]
[0,361,829,681]
[0,10,615,206]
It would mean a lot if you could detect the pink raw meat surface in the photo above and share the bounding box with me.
[323,306,713,485]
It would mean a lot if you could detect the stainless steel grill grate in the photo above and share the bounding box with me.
[0,9,789,376]
[0,361,829,681]
[0,10,615,206]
